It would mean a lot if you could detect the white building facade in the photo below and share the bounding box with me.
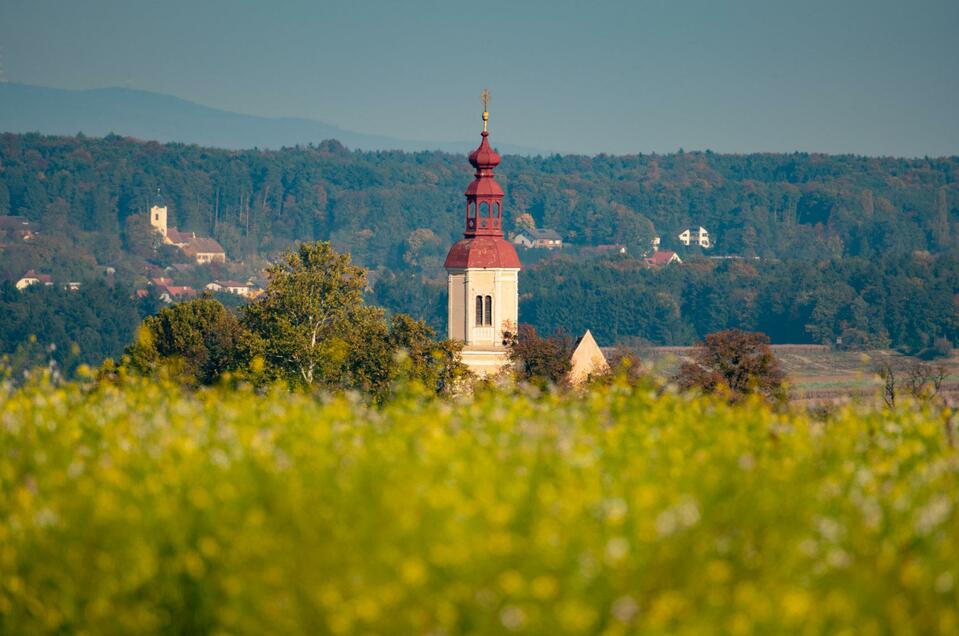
[678,226,711,248]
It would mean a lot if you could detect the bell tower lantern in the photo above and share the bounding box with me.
[444,91,522,376]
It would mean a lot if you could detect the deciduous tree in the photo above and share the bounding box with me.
[387,313,467,393]
[125,296,259,385]
[675,330,785,402]
[242,241,367,387]
[240,241,466,397]
[504,323,573,387]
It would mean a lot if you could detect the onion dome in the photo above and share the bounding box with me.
[444,91,521,270]
[468,131,501,171]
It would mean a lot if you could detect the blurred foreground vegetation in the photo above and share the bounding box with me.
[1,376,957,634]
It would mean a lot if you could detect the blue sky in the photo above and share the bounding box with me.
[1,0,957,156]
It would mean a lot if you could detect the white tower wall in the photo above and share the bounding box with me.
[150,205,168,238]
[448,266,519,375]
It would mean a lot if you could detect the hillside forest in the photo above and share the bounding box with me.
[1,132,958,372]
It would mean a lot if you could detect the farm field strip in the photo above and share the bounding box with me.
[635,347,959,404]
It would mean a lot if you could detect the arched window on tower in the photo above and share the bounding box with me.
[467,202,476,230]
[475,295,483,326]
[484,295,493,326]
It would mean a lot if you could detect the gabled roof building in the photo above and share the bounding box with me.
[149,204,226,264]
[15,270,53,290]
[181,237,226,264]
[513,228,564,249]
[205,280,253,296]
[643,250,682,267]
[678,226,711,248]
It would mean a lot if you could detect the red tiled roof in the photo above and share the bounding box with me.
[530,228,562,241]
[160,285,198,298]
[166,228,196,244]
[643,250,680,266]
[444,236,522,269]
[21,270,52,283]
[464,178,504,197]
[182,237,225,255]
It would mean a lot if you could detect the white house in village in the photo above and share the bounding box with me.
[512,228,564,249]
[678,226,711,248]
[15,270,53,290]
[205,280,254,296]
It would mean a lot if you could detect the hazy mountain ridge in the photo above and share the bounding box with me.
[0,83,546,155]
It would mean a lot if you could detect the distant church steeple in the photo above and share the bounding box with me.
[443,90,522,376]
[150,188,168,238]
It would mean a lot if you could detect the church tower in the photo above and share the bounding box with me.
[444,92,522,376]
[150,204,168,238]
[149,190,168,238]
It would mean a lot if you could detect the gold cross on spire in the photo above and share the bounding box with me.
[481,88,490,132]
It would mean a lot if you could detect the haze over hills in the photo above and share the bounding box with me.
[0,83,547,155]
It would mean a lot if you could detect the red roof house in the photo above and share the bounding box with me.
[643,250,682,267]
[16,270,53,290]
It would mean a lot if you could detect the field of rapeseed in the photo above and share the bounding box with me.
[1,378,957,635]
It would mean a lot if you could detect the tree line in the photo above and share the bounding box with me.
[2,133,958,367]
[517,251,959,353]
[0,280,145,378]
[1,133,956,283]
[370,250,959,354]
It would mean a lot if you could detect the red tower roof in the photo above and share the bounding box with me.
[465,176,504,197]
[444,107,521,270]
[445,236,521,269]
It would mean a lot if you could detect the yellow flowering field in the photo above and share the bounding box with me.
[1,379,958,635]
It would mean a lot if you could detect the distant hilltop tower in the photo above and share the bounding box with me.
[149,187,168,237]
[444,90,522,376]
